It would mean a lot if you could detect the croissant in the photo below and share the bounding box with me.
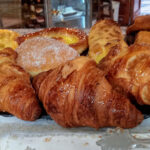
[108,44,150,105]
[33,56,143,129]
[127,15,150,35]
[0,48,41,120]
[126,15,150,45]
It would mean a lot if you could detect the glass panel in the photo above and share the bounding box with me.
[22,0,45,28]
[0,0,92,29]
[50,0,92,28]
[0,0,22,28]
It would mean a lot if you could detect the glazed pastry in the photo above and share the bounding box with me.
[0,29,19,50]
[88,19,128,65]
[0,48,41,120]
[16,37,79,77]
[16,27,88,54]
[108,44,150,105]
[33,56,143,129]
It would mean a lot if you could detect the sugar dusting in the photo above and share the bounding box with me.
[16,37,79,74]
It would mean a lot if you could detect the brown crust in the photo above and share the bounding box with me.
[0,48,42,121]
[108,44,150,105]
[16,27,88,54]
[33,57,143,128]
[92,19,120,30]
[89,19,128,69]
[127,15,150,34]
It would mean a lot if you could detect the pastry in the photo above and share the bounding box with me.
[108,44,150,105]
[0,29,19,50]
[126,15,150,45]
[0,48,41,120]
[36,7,43,14]
[16,27,88,54]
[127,15,150,34]
[33,56,143,129]
[88,19,128,69]
[16,37,79,77]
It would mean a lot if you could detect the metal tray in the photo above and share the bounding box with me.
[1,115,150,150]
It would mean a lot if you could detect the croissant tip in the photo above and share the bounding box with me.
[21,106,42,121]
[137,112,144,124]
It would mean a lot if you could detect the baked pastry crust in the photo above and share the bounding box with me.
[108,44,150,105]
[127,15,150,34]
[33,56,143,129]
[88,19,128,65]
[16,27,88,54]
[0,48,41,120]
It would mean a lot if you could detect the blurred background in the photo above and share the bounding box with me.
[0,0,149,29]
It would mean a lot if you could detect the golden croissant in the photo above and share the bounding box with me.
[33,56,143,129]
[108,44,150,105]
[0,48,41,120]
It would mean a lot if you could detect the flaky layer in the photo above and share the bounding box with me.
[88,19,128,67]
[108,44,150,105]
[0,48,41,121]
[33,56,143,129]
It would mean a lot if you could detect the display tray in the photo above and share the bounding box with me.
[1,115,150,150]
[1,28,150,150]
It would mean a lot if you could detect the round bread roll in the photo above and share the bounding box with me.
[16,37,79,77]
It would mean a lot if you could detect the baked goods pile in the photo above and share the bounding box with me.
[1,16,150,129]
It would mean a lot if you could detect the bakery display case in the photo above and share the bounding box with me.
[45,0,92,29]
[2,1,150,150]
[21,0,92,28]
[22,0,46,28]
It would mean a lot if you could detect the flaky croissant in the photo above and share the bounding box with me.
[0,48,41,120]
[33,56,143,129]
[108,44,150,105]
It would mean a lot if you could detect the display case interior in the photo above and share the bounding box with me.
[49,0,92,28]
